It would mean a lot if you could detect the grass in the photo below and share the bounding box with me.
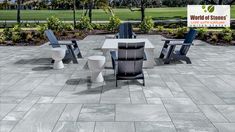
[0,6,234,21]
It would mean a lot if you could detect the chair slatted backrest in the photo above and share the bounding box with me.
[127,23,133,38]
[180,28,197,55]
[117,42,145,76]
[119,23,133,39]
[45,30,60,48]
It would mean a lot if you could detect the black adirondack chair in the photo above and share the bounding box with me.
[116,23,137,39]
[45,30,82,64]
[159,28,197,64]
[110,42,145,87]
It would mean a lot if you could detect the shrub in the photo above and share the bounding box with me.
[222,28,233,43]
[12,33,21,43]
[169,23,181,28]
[3,28,12,41]
[12,24,24,43]
[61,31,68,36]
[26,33,33,42]
[24,22,31,28]
[62,23,74,31]
[20,32,28,41]
[12,24,22,32]
[140,16,154,33]
[197,28,207,39]
[232,31,235,40]
[92,23,107,30]
[76,16,93,30]
[75,32,81,37]
[222,27,232,34]
[211,33,218,43]
[37,24,48,38]
[157,26,164,32]
[168,29,174,35]
[223,34,233,42]
[47,16,63,31]
[174,27,187,38]
[0,34,6,44]
[107,16,121,31]
[217,32,224,40]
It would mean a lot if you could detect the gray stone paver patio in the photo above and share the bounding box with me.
[1,35,235,132]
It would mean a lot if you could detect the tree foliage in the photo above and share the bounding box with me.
[162,0,198,7]
[202,0,235,5]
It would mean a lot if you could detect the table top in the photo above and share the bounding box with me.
[51,48,66,52]
[102,39,155,50]
[88,56,105,61]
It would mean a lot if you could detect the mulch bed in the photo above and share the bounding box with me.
[0,29,234,46]
[0,30,115,46]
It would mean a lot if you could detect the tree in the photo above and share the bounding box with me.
[3,0,11,9]
[16,0,45,23]
[17,0,21,23]
[80,0,111,23]
[203,0,235,5]
[73,0,76,26]
[162,0,198,7]
[129,0,149,22]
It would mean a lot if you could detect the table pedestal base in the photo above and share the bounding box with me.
[91,71,104,83]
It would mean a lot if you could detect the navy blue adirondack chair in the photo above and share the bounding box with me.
[116,23,136,39]
[110,42,145,87]
[159,28,197,64]
[45,30,82,64]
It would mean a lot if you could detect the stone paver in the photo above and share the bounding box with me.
[94,122,135,132]
[1,35,235,131]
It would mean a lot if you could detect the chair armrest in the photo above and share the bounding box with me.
[49,43,74,46]
[71,40,79,48]
[167,43,193,46]
[132,32,137,38]
[71,39,78,42]
[162,39,185,41]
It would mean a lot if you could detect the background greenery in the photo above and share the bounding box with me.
[0,6,234,21]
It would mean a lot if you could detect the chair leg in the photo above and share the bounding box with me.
[143,78,145,86]
[116,79,118,87]
[159,41,169,59]
[184,57,192,64]
[51,59,55,63]
[164,45,176,64]
[67,45,78,64]
[163,59,171,64]
[159,54,165,59]
[77,52,83,58]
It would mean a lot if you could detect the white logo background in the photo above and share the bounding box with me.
[187,5,230,27]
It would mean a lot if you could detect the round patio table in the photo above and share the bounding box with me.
[88,56,106,83]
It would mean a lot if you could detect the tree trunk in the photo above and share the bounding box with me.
[4,0,8,9]
[17,0,21,24]
[205,0,217,4]
[73,0,76,26]
[84,9,88,16]
[218,0,223,4]
[88,1,93,23]
[140,1,145,22]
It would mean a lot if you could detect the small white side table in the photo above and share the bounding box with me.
[88,56,106,83]
[51,48,66,69]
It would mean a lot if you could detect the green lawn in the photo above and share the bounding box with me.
[0,8,186,21]
[0,6,234,21]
